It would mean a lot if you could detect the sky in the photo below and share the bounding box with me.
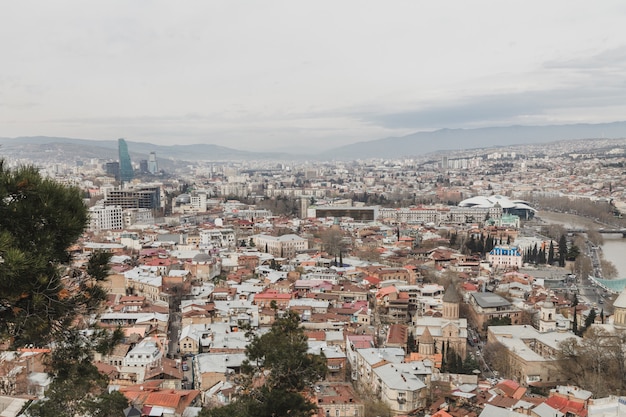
[2,1,626,152]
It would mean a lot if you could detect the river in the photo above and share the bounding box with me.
[601,234,626,278]
[536,211,626,278]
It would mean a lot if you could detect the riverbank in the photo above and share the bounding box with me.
[535,211,601,230]
[536,209,626,281]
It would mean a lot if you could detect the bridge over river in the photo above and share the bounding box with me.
[589,276,626,294]
[566,227,626,236]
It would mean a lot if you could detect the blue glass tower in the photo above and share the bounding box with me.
[118,138,134,184]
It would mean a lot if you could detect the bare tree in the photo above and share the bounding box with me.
[320,228,346,257]
[600,259,618,279]
[555,327,626,397]
[574,254,593,280]
[541,224,567,241]
[482,341,514,379]
[586,230,604,247]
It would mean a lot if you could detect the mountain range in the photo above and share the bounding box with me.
[2,121,626,163]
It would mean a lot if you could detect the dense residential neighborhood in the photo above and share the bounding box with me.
[3,138,626,416]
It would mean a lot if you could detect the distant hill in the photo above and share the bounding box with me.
[2,121,626,164]
[319,121,626,159]
[0,136,291,163]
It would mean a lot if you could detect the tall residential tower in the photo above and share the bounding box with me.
[118,138,134,184]
[148,151,158,174]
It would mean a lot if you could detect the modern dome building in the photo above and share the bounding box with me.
[458,195,537,219]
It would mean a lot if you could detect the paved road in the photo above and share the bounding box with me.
[168,311,181,358]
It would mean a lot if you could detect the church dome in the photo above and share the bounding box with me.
[442,284,462,303]
[419,327,434,344]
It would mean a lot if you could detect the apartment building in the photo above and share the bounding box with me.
[251,234,308,258]
[89,204,123,231]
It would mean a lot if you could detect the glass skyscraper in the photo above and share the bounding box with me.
[118,138,134,184]
[148,151,158,174]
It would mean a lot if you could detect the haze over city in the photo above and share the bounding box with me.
[6,2,626,414]
[3,1,626,152]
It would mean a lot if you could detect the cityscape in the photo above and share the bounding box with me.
[3,1,626,416]
[2,133,626,417]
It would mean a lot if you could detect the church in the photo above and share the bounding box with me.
[611,289,626,328]
[411,284,468,359]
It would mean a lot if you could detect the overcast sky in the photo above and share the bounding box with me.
[2,1,626,152]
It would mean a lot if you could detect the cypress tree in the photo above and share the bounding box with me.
[441,341,447,371]
[548,240,555,265]
[585,308,597,329]
[558,235,568,267]
[572,295,579,335]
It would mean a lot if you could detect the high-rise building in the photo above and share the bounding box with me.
[105,161,120,180]
[148,152,158,174]
[118,138,134,184]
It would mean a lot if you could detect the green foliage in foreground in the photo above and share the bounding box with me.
[0,162,128,416]
[0,161,110,347]
[200,311,327,417]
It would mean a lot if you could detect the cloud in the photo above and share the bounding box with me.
[3,2,626,150]
[358,47,626,131]
[544,45,626,70]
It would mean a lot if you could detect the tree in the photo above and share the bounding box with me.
[200,311,327,417]
[0,162,101,346]
[269,258,281,271]
[320,228,345,257]
[558,234,567,267]
[572,295,579,336]
[461,352,480,375]
[574,254,593,280]
[440,341,447,370]
[407,332,417,353]
[600,259,618,278]
[486,316,511,329]
[519,310,536,326]
[537,247,546,264]
[556,327,626,397]
[0,162,126,415]
[584,308,597,331]
[482,341,512,379]
[357,386,393,417]
[548,240,555,265]
[27,314,126,417]
[567,244,581,261]
[449,233,457,247]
